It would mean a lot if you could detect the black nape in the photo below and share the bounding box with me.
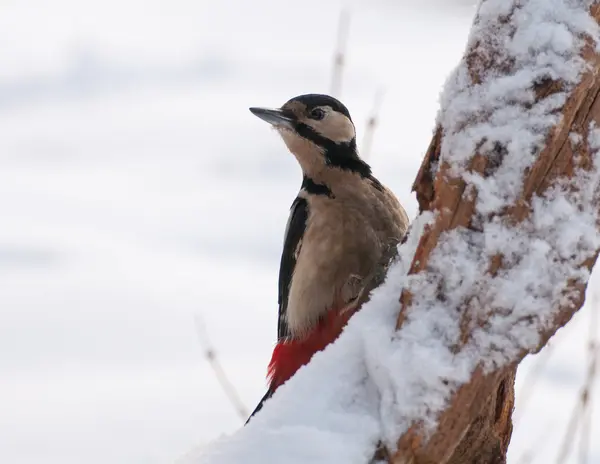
[324,142,372,178]
[294,123,372,177]
[285,94,352,121]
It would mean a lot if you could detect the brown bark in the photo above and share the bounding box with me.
[387,3,600,464]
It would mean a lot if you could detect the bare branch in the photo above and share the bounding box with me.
[555,294,598,463]
[193,314,249,420]
[576,295,599,464]
[515,296,597,464]
[361,88,385,160]
[330,8,351,98]
[556,387,585,463]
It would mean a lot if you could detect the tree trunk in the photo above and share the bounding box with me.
[385,2,600,463]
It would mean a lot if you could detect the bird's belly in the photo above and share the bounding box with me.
[285,218,379,337]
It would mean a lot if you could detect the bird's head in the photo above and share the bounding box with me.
[250,94,370,178]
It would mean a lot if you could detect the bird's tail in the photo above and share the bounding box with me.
[246,307,356,424]
[245,389,273,424]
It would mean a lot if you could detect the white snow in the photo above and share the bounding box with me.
[183,1,600,463]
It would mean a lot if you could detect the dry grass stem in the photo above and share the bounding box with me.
[330,8,351,98]
[194,314,249,420]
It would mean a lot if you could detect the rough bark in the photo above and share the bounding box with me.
[387,3,600,464]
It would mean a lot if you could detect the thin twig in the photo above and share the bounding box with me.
[556,294,599,464]
[578,370,594,464]
[578,295,599,464]
[515,296,595,464]
[361,88,385,161]
[512,309,560,464]
[194,314,249,420]
[330,8,351,98]
[555,384,584,463]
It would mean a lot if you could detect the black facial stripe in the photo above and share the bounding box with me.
[295,122,372,177]
[302,176,334,198]
[325,143,372,177]
[294,122,336,149]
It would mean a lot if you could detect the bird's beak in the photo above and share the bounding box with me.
[249,107,296,130]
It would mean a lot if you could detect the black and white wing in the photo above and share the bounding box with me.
[277,196,308,341]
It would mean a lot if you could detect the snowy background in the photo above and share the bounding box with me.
[0,0,598,463]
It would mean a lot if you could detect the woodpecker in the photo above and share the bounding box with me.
[247,94,409,421]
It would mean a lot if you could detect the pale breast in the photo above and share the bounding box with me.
[285,183,407,336]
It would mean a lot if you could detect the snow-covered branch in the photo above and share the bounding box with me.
[182,1,600,463]
[394,1,600,461]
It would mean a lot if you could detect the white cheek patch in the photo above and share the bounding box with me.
[306,110,355,144]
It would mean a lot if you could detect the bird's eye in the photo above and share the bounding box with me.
[310,108,325,120]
